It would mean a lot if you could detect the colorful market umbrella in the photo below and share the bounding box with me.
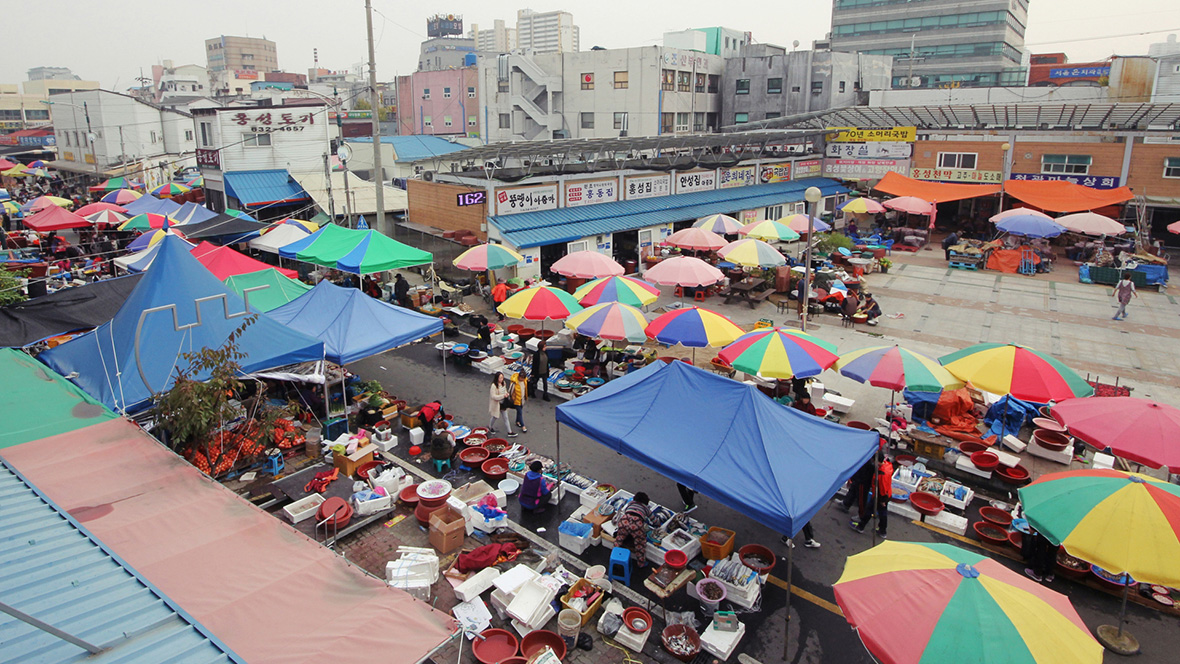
[454,243,523,272]
[83,209,129,226]
[185,175,204,188]
[126,228,187,252]
[0,158,17,171]
[836,345,964,394]
[664,227,727,251]
[225,209,257,221]
[883,196,935,216]
[76,201,126,216]
[643,256,725,288]
[23,167,50,178]
[717,238,786,268]
[939,342,1094,403]
[92,176,141,193]
[834,540,1103,664]
[1168,220,1180,234]
[991,207,1051,223]
[694,214,743,235]
[645,306,744,348]
[276,218,319,234]
[497,285,583,321]
[997,215,1066,238]
[573,275,660,307]
[718,327,839,379]
[23,195,72,214]
[27,160,48,168]
[1,165,31,177]
[1050,397,1180,472]
[151,182,191,197]
[840,198,886,215]
[551,250,625,278]
[780,213,831,233]
[740,219,801,242]
[23,206,91,232]
[564,302,648,343]
[2,201,20,215]
[1054,212,1126,236]
[101,189,142,205]
[118,213,172,232]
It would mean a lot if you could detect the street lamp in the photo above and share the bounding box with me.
[42,99,100,178]
[999,141,1012,211]
[800,186,822,332]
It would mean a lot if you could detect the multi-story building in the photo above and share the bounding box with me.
[663,27,750,59]
[150,61,211,103]
[722,44,892,127]
[418,36,477,72]
[396,67,481,138]
[27,66,80,81]
[470,19,516,53]
[829,0,1028,89]
[515,9,578,54]
[479,46,723,142]
[205,35,280,97]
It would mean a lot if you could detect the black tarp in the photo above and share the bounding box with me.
[0,274,143,347]
[178,214,269,241]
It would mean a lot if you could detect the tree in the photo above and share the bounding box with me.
[0,268,29,306]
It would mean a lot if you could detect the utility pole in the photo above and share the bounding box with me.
[364,0,386,234]
[82,101,99,178]
[118,126,126,179]
[323,153,336,221]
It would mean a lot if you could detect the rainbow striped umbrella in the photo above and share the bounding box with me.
[2,201,19,215]
[839,198,886,215]
[717,238,786,268]
[225,209,257,221]
[835,541,1102,664]
[573,275,660,307]
[664,226,727,251]
[694,214,743,234]
[127,228,187,252]
[939,343,1093,402]
[836,345,963,393]
[84,209,129,226]
[101,189,142,204]
[497,285,582,321]
[454,243,523,271]
[151,182,191,197]
[27,160,48,168]
[118,213,172,232]
[24,167,50,178]
[780,214,831,233]
[1,165,31,177]
[185,175,204,188]
[76,202,126,216]
[739,219,800,242]
[93,176,141,192]
[564,302,648,343]
[718,328,839,379]
[645,307,744,348]
[23,196,72,214]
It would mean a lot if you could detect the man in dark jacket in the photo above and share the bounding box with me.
[393,273,412,308]
[530,340,551,401]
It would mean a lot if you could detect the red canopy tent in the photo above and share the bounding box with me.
[22,205,91,232]
[190,241,298,280]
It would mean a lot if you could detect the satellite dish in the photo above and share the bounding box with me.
[793,40,800,49]
[337,143,352,162]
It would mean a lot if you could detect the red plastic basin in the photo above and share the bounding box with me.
[482,438,509,456]
[974,521,1009,546]
[910,491,944,518]
[979,506,1013,528]
[664,550,688,569]
[846,421,873,431]
[958,441,989,455]
[1032,417,1067,433]
[1008,530,1024,549]
[1033,429,1070,452]
[970,450,1000,471]
[481,458,510,483]
[623,606,653,634]
[520,630,566,660]
[399,484,421,506]
[995,465,1030,484]
[458,447,490,465]
[738,544,776,575]
[473,628,519,664]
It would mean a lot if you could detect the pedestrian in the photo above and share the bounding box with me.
[781,521,821,549]
[851,453,893,538]
[519,460,552,513]
[471,319,493,353]
[1023,527,1056,583]
[677,483,697,512]
[942,231,960,260]
[793,393,817,416]
[841,291,859,324]
[507,370,528,433]
[531,339,551,401]
[491,279,509,321]
[488,373,516,437]
[796,276,808,317]
[1112,272,1137,320]
[393,273,412,308]
[612,492,651,569]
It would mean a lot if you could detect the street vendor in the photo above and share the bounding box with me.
[519,460,552,513]
[418,400,447,428]
[393,273,412,308]
[612,492,652,568]
[430,429,456,464]
[793,393,818,416]
[858,292,882,326]
[491,279,509,321]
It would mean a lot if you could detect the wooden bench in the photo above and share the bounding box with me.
[747,289,774,309]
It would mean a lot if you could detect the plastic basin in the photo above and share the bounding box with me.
[664,550,688,569]
[958,441,989,455]
[498,478,520,495]
[1032,417,1066,433]
[1008,530,1024,549]
[623,607,652,634]
[520,629,566,660]
[1033,429,1070,452]
[979,506,1013,528]
[482,438,509,456]
[910,491,944,518]
[894,453,917,467]
[662,624,701,662]
[506,324,524,335]
[970,450,1000,471]
[473,628,519,664]
[458,447,490,465]
[995,465,1030,485]
[696,578,727,604]
[846,421,873,430]
[481,458,509,483]
[974,521,1009,546]
[316,497,353,528]
[738,544,776,575]
[398,484,420,506]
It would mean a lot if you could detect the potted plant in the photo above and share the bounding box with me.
[878,257,893,273]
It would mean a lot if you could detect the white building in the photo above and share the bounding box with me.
[48,89,196,188]
[154,61,210,103]
[515,9,578,53]
[470,19,516,53]
[479,46,724,142]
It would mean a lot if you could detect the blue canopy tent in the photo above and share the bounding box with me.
[121,195,182,217]
[171,201,219,225]
[40,235,325,414]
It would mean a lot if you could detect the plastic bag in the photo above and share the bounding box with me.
[599,611,622,637]
[353,481,368,493]
[665,610,700,631]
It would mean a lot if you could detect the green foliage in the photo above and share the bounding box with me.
[814,232,855,256]
[0,268,29,306]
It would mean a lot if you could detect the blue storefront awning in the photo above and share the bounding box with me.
[489,177,848,249]
[224,169,310,208]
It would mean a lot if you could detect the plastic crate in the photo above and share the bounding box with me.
[700,526,736,561]
[558,520,593,554]
[560,579,605,626]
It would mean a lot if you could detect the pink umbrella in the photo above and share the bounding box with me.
[883,196,934,215]
[76,201,127,216]
[644,256,725,287]
[551,250,625,278]
[664,227,727,251]
[1169,220,1180,235]
[990,207,1051,223]
[1055,212,1126,236]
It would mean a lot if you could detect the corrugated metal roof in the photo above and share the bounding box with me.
[491,178,848,248]
[349,135,467,162]
[0,460,238,664]
[223,169,309,208]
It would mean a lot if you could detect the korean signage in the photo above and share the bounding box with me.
[565,178,618,207]
[660,50,708,69]
[328,110,373,120]
[62,151,75,161]
[826,142,912,159]
[1050,66,1110,79]
[623,174,671,200]
[827,126,917,143]
[792,159,822,179]
[675,170,716,194]
[196,149,221,169]
[718,165,756,189]
[228,110,318,133]
[740,210,758,223]
[1011,173,1122,189]
[823,158,911,180]
[911,168,1002,184]
[234,69,260,80]
[495,183,558,215]
[758,162,792,184]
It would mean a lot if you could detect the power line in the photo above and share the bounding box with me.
[1026,27,1180,47]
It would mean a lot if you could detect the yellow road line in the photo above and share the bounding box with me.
[912,520,1020,562]
[764,574,844,617]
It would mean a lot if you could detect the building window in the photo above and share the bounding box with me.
[811,81,823,94]
[613,71,628,89]
[707,75,719,93]
[675,112,689,132]
[443,87,452,98]
[580,112,594,129]
[150,131,158,144]
[1164,157,1180,179]
[468,116,477,127]
[63,132,71,147]
[766,112,782,119]
[468,86,476,98]
[693,112,704,132]
[660,113,674,134]
[200,121,212,147]
[791,85,801,92]
[735,79,750,95]
[498,79,509,92]
[613,112,628,129]
[1042,154,1091,175]
[184,129,194,141]
[581,73,594,90]
[937,152,977,169]
[662,69,675,91]
[423,116,432,127]
[677,71,691,92]
[243,132,271,147]
[767,77,783,94]
[444,116,452,127]
[735,112,749,124]
[695,73,706,92]
[839,81,846,93]
[423,88,430,99]
[765,205,783,219]
[499,113,511,129]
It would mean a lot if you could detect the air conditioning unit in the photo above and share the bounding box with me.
[423,171,435,181]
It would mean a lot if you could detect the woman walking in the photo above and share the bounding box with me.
[508,370,528,433]
[488,374,517,437]
[1112,273,1137,321]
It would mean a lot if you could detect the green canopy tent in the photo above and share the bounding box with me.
[278,224,433,274]
[224,268,313,313]
[0,348,118,449]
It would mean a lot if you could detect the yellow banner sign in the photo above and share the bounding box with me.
[827,126,916,143]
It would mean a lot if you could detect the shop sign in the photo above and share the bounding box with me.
[910,168,1002,183]
[826,126,916,143]
[328,110,373,120]
[826,142,912,159]
[196,148,221,169]
[660,50,708,69]
[565,178,617,207]
[822,158,910,180]
[740,210,758,223]
[675,169,716,194]
[234,69,260,80]
[84,153,95,164]
[1010,173,1122,189]
[62,151,75,161]
[623,174,670,200]
[495,183,558,215]
[1050,66,1110,79]
[758,162,792,183]
[718,165,756,189]
[791,159,822,179]
[228,110,318,133]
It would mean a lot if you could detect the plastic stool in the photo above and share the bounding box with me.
[609,546,632,586]
[263,452,285,476]
[433,458,452,474]
[694,289,707,302]
[674,286,684,298]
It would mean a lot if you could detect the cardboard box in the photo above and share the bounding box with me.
[429,508,466,554]
[333,443,377,478]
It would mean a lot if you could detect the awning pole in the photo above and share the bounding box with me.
[783,537,794,661]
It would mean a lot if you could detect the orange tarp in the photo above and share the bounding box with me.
[872,171,1001,203]
[987,247,1040,273]
[1002,179,1134,213]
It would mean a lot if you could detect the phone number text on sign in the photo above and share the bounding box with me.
[495,185,558,215]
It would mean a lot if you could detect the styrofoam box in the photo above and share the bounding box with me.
[1092,452,1116,470]
[559,528,591,555]
[926,510,969,536]
[1027,441,1073,465]
[470,509,507,533]
[701,619,746,661]
[511,604,555,638]
[809,382,826,402]
[939,481,974,511]
[389,578,431,601]
[454,567,501,603]
[447,496,469,517]
[888,500,921,521]
[354,493,392,516]
[823,393,856,414]
[489,588,512,621]
[408,427,425,447]
[506,578,556,625]
[283,494,325,523]
[494,564,539,595]
[579,486,615,509]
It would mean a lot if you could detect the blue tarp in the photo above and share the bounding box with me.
[555,361,878,538]
[40,235,325,413]
[984,395,1042,439]
[265,280,442,365]
[121,196,182,217]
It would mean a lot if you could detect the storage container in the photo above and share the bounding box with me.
[559,579,605,626]
[283,494,325,523]
[700,526,736,561]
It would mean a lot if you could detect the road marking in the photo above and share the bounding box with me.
[764,574,844,617]
[912,520,1020,562]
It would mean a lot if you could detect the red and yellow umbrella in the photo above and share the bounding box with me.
[645,307,744,348]
[118,213,172,232]
[497,285,582,321]
[718,328,838,379]
[151,182,191,197]
[573,276,660,307]
[939,343,1093,402]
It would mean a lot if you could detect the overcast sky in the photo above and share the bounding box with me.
[3,0,1178,89]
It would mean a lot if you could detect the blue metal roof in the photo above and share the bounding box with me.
[0,460,239,664]
[223,169,309,208]
[348,135,467,162]
[491,177,848,248]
